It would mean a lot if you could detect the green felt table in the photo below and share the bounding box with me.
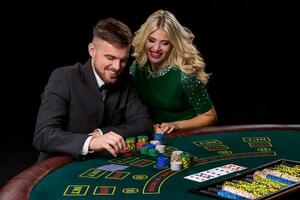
[1,125,300,200]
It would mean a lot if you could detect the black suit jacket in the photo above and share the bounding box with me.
[33,59,153,161]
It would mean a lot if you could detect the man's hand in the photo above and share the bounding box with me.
[89,131,126,157]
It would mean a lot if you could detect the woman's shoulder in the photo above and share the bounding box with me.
[179,71,207,94]
[180,71,203,84]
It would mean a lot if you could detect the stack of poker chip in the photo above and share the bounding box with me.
[274,164,300,174]
[139,146,148,155]
[155,144,166,153]
[218,182,257,200]
[273,164,300,182]
[150,140,161,146]
[219,177,285,199]
[146,143,156,149]
[234,179,277,196]
[138,143,159,157]
[147,144,159,157]
[211,187,252,200]
[137,135,148,143]
[170,151,183,171]
[136,135,148,151]
[148,149,159,157]
[180,153,192,169]
[209,186,254,200]
[156,156,169,169]
[254,168,299,185]
[154,132,164,144]
[222,181,262,199]
[251,176,286,190]
[125,137,136,152]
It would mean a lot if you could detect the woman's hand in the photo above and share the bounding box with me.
[156,122,180,134]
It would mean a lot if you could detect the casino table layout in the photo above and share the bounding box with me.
[1,124,300,200]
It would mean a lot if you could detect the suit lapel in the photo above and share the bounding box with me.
[80,60,106,126]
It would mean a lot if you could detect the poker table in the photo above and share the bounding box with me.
[1,124,300,200]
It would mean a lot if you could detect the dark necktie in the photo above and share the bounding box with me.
[99,84,109,125]
[99,84,109,102]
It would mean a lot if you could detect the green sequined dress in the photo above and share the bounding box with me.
[130,61,213,123]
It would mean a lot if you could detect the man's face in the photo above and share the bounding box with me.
[89,39,129,84]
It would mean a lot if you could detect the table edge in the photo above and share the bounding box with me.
[167,124,300,138]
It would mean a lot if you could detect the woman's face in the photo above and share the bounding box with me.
[145,28,172,69]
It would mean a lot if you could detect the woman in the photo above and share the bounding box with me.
[130,10,217,134]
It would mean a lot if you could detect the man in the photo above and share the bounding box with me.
[33,18,153,162]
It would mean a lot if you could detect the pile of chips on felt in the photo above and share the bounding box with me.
[122,133,193,171]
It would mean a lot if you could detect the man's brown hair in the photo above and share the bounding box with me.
[93,18,133,48]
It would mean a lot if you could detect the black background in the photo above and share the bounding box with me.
[1,0,299,188]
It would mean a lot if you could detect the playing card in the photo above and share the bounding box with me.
[198,172,218,179]
[206,167,232,176]
[184,164,247,183]
[184,173,209,182]
[97,164,129,171]
[221,164,247,172]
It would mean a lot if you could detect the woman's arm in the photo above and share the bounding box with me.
[157,106,217,134]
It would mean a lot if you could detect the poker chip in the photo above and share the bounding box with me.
[136,141,147,151]
[170,161,182,171]
[223,179,279,198]
[180,153,192,169]
[221,185,257,199]
[156,156,169,169]
[217,189,250,200]
[126,137,136,152]
[266,174,297,185]
[148,148,159,157]
[171,151,183,162]
[126,137,136,142]
[139,146,148,155]
[252,176,286,190]
[137,135,149,143]
[154,133,164,141]
[273,164,300,179]
[146,143,156,149]
[150,140,161,146]
[155,144,166,153]
[255,168,299,185]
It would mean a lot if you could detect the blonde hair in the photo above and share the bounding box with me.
[132,10,210,84]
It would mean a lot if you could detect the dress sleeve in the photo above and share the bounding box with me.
[181,72,213,114]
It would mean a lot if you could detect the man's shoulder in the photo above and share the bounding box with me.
[52,62,83,74]
[49,62,86,80]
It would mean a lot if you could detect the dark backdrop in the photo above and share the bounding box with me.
[1,0,299,187]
